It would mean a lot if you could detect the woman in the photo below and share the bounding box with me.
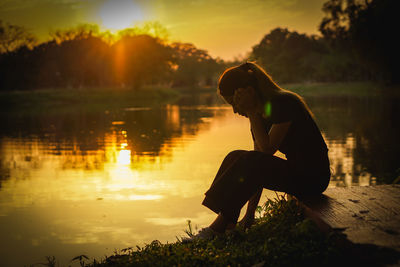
[187,62,330,241]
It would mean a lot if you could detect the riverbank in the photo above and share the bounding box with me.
[40,196,400,267]
[285,82,388,97]
[0,87,180,115]
[173,81,389,97]
[44,197,343,266]
[0,82,392,115]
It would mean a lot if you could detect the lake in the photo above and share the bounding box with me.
[0,91,399,266]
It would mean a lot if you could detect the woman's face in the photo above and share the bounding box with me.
[222,93,248,117]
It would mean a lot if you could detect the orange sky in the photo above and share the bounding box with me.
[0,0,327,60]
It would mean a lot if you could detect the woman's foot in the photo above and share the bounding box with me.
[181,213,235,243]
[209,213,232,233]
[181,227,221,243]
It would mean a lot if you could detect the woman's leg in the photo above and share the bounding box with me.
[208,213,232,233]
[208,150,248,188]
[201,150,248,216]
[202,150,293,232]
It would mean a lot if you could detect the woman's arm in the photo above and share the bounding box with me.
[249,112,291,154]
[242,117,291,228]
[239,188,262,229]
[234,87,292,228]
[253,132,261,151]
[232,87,291,153]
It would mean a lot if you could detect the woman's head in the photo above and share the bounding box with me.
[218,63,257,99]
[218,62,280,103]
[218,62,313,119]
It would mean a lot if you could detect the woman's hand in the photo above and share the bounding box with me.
[233,87,260,116]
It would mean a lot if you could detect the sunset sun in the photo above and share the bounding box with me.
[99,0,144,31]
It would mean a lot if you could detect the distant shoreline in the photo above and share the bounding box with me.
[285,82,388,97]
[0,86,180,114]
[0,82,394,115]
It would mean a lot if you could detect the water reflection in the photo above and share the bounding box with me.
[308,96,400,186]
[0,93,399,266]
[325,133,376,187]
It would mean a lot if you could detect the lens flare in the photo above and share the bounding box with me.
[264,101,272,117]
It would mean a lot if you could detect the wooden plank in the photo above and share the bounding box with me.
[302,185,400,252]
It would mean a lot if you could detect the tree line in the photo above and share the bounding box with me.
[250,0,398,84]
[0,23,223,91]
[0,0,398,91]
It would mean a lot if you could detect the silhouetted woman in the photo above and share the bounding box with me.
[187,62,330,241]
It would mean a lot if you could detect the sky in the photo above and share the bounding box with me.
[0,0,327,60]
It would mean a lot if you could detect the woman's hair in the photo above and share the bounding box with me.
[218,62,280,100]
[218,62,314,117]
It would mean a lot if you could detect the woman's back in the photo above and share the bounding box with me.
[268,91,328,165]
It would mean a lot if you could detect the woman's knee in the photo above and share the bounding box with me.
[224,150,247,161]
[241,150,275,164]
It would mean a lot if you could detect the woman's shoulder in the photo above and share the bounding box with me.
[275,90,302,101]
[268,91,300,123]
[272,90,304,108]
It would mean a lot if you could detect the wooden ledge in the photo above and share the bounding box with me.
[300,184,400,252]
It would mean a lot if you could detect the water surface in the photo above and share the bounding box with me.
[0,92,398,266]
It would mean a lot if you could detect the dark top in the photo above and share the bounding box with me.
[251,91,329,174]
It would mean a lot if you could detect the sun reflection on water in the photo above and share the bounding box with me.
[117,149,131,165]
[0,100,388,266]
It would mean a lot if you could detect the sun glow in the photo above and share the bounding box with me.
[117,149,131,165]
[99,0,144,32]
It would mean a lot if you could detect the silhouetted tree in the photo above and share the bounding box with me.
[39,37,112,88]
[49,24,101,44]
[171,42,222,87]
[112,34,173,89]
[319,0,400,83]
[0,20,36,53]
[250,28,328,83]
[117,22,170,41]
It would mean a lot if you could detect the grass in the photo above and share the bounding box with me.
[1,81,394,116]
[169,81,389,97]
[32,195,400,267]
[0,86,180,115]
[32,196,351,267]
[284,81,385,97]
[0,81,390,113]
